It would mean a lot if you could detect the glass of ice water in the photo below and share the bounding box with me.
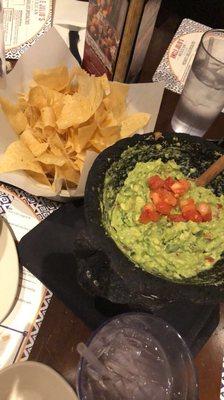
[171,29,224,136]
[76,313,198,400]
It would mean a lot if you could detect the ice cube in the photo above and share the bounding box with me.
[84,319,173,400]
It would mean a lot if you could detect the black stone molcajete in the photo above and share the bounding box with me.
[18,132,224,355]
[18,201,219,356]
[85,132,224,305]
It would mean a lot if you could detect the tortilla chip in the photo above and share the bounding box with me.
[42,164,55,177]
[76,151,86,162]
[101,111,118,128]
[94,103,108,127]
[98,74,111,96]
[34,118,44,131]
[104,82,128,120]
[0,97,27,134]
[77,71,104,116]
[0,141,44,174]
[99,125,121,138]
[65,128,78,154]
[57,163,80,184]
[33,66,70,91]
[24,106,40,128]
[20,128,48,157]
[28,86,47,109]
[77,120,97,152]
[56,93,92,129]
[46,130,66,157]
[41,107,56,127]
[38,150,68,167]
[28,171,51,186]
[120,113,150,138]
[61,65,79,94]
[73,158,84,171]
[90,132,106,152]
[41,86,64,105]
[17,93,28,111]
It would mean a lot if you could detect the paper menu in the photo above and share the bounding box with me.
[54,0,88,29]
[2,193,38,241]
[153,19,210,94]
[3,0,52,59]
[0,184,58,369]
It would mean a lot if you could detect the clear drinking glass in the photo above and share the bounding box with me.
[76,313,198,400]
[171,29,224,136]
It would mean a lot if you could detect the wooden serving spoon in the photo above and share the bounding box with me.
[195,154,224,186]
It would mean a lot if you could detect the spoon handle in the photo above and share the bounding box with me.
[196,154,224,187]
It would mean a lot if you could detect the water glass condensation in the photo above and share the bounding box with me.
[76,313,198,400]
[171,30,224,136]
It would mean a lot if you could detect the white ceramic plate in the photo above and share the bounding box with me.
[0,217,19,323]
[0,361,78,400]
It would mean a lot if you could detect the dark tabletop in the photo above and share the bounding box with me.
[29,10,224,400]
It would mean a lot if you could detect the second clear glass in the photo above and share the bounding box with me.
[76,313,198,400]
[171,29,224,136]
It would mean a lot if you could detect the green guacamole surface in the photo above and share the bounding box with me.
[103,159,224,280]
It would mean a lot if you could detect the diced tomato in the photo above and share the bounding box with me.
[150,190,161,205]
[150,189,174,215]
[217,203,223,209]
[171,179,191,196]
[182,210,203,222]
[197,202,211,216]
[164,177,176,190]
[139,210,152,223]
[161,189,177,206]
[147,175,164,190]
[155,201,172,215]
[201,213,212,222]
[144,204,155,212]
[197,203,212,222]
[151,188,177,207]
[180,200,212,222]
[180,179,191,190]
[168,214,185,222]
[139,204,160,223]
[179,198,196,213]
[205,256,215,263]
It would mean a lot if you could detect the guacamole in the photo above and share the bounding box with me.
[103,159,224,280]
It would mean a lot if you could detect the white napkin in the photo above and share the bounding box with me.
[54,0,88,60]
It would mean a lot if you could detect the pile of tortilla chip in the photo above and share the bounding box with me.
[0,65,150,192]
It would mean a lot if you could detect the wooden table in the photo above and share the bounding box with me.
[29,13,224,400]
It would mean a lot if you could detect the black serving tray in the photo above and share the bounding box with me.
[18,201,220,356]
